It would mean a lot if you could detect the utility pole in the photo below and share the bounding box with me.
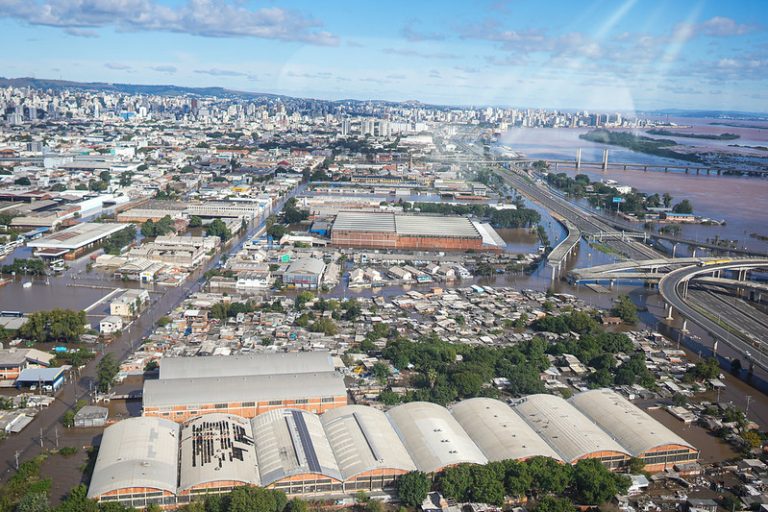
[54,426,59,449]
[39,427,43,448]
[745,395,752,417]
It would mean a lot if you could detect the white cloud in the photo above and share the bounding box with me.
[149,65,177,74]
[104,62,131,70]
[0,0,339,45]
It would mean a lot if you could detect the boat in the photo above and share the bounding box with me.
[22,281,32,289]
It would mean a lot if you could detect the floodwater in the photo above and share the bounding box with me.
[498,120,768,254]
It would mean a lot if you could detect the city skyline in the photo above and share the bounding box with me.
[1,0,767,112]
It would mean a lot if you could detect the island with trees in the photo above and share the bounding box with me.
[579,129,703,163]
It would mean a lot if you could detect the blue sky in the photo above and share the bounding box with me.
[1,0,766,111]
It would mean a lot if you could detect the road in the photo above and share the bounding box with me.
[658,260,768,373]
[0,187,299,483]
[451,136,661,261]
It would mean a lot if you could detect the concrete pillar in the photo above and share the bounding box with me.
[644,166,648,172]
[664,167,669,172]
[576,148,582,169]
[602,149,609,170]
[551,265,557,281]
[554,161,559,171]
[692,248,697,258]
[666,304,674,320]
[713,340,718,356]
[681,319,688,332]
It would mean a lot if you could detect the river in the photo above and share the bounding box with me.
[497,121,768,254]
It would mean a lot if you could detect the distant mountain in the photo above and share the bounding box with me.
[0,76,285,99]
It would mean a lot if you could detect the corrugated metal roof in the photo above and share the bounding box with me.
[386,401,487,473]
[395,215,480,238]
[569,389,696,457]
[333,211,396,232]
[251,408,342,485]
[159,352,335,380]
[513,394,630,462]
[143,372,347,409]
[451,398,563,462]
[87,417,180,499]
[179,414,260,491]
[321,405,416,479]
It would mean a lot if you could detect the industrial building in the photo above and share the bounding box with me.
[513,394,632,468]
[143,353,347,422]
[320,405,416,490]
[92,390,699,508]
[569,389,699,472]
[451,397,563,463]
[27,222,133,259]
[386,401,488,473]
[330,211,504,251]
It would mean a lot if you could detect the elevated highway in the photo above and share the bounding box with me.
[659,259,768,373]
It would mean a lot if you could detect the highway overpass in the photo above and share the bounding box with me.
[659,259,768,373]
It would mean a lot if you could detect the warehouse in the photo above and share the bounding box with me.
[27,222,133,259]
[321,405,416,491]
[451,397,563,463]
[159,352,335,380]
[144,352,347,422]
[569,389,699,472]
[386,401,488,473]
[177,414,260,496]
[331,211,503,251]
[513,394,630,468]
[143,372,348,422]
[252,408,344,494]
[87,417,180,508]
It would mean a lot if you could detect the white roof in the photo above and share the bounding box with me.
[28,222,132,250]
[159,352,335,380]
[569,389,696,456]
[321,405,416,479]
[251,408,342,486]
[451,398,563,462]
[395,215,480,239]
[333,211,396,233]
[178,414,260,491]
[386,401,487,473]
[513,394,630,462]
[143,372,346,409]
[88,417,180,498]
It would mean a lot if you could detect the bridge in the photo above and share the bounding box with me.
[546,217,580,279]
[434,147,768,176]
[659,259,768,373]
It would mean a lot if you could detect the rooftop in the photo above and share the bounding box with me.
[27,222,132,250]
[159,352,335,380]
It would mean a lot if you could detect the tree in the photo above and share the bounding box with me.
[438,464,473,501]
[61,410,75,428]
[284,499,308,512]
[527,456,572,495]
[572,459,630,505]
[96,354,119,393]
[504,460,533,498]
[267,224,287,240]
[627,457,646,474]
[15,492,51,512]
[371,362,390,384]
[396,471,430,507]
[57,484,98,512]
[742,430,762,450]
[730,358,742,375]
[188,216,203,228]
[672,199,693,214]
[206,219,231,242]
[470,466,505,505]
[611,295,638,324]
[662,192,673,208]
[14,176,32,186]
[534,496,577,512]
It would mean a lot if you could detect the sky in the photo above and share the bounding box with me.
[0,0,766,112]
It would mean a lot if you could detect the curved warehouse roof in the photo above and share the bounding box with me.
[251,408,342,486]
[87,417,180,499]
[451,398,563,462]
[569,389,696,456]
[386,401,487,473]
[178,414,260,491]
[513,394,630,462]
[321,405,416,480]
